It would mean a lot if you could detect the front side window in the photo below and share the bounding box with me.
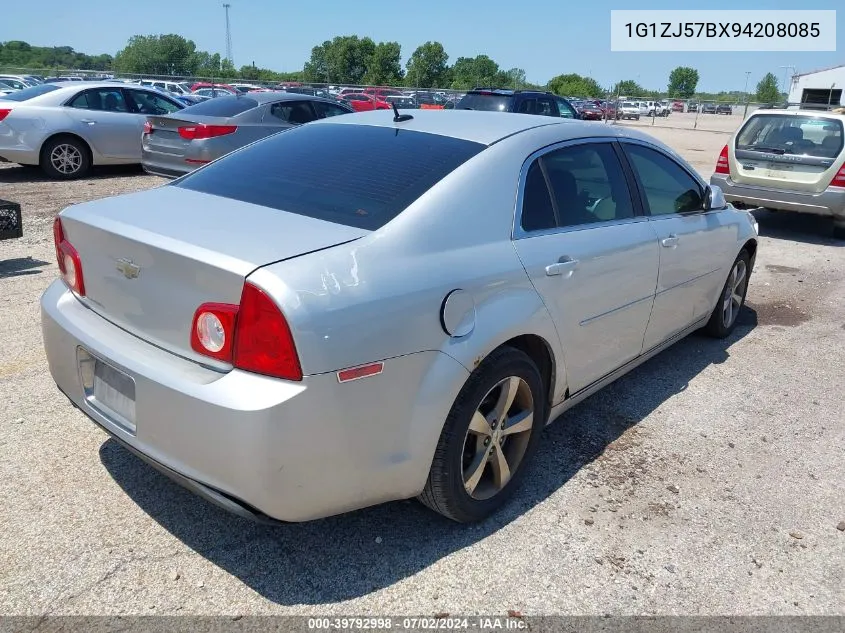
[312,101,350,118]
[68,88,129,112]
[127,89,181,115]
[623,144,703,216]
[556,98,576,119]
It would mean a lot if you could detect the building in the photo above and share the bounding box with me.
[788,64,844,108]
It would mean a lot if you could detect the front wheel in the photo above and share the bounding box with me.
[703,250,751,338]
[419,346,546,522]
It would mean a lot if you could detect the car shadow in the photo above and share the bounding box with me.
[753,209,842,246]
[0,256,50,278]
[0,164,146,183]
[100,306,757,605]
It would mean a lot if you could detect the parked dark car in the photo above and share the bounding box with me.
[578,102,604,120]
[715,103,733,115]
[687,101,699,112]
[702,103,718,114]
[456,89,580,119]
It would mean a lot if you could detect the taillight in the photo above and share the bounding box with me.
[234,283,302,381]
[189,282,302,381]
[715,144,730,175]
[53,217,85,296]
[0,108,11,122]
[142,120,152,134]
[177,124,238,140]
[829,164,845,188]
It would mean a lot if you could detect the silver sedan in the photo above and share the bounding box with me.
[41,110,759,523]
[0,82,184,178]
[141,92,353,178]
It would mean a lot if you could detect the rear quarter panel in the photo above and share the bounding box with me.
[253,129,571,402]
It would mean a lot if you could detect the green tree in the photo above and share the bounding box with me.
[503,68,527,89]
[302,35,376,84]
[667,66,698,98]
[405,41,449,88]
[0,40,113,70]
[612,79,646,97]
[114,34,199,75]
[363,41,404,85]
[449,55,502,90]
[547,73,603,97]
[755,72,781,104]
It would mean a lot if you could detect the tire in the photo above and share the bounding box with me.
[419,346,547,523]
[703,250,751,338]
[40,135,91,179]
[833,223,845,241]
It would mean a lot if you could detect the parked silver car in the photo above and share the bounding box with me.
[41,110,758,523]
[141,92,353,178]
[0,82,183,178]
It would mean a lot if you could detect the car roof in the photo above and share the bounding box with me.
[220,91,343,105]
[311,109,662,146]
[749,108,845,120]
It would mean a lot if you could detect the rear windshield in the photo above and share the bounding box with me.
[0,83,60,101]
[179,96,258,117]
[737,114,843,158]
[457,93,512,112]
[173,123,485,230]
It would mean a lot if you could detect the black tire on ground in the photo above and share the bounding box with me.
[703,249,752,338]
[419,346,547,523]
[40,135,91,180]
[833,224,845,241]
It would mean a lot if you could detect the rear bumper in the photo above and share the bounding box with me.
[710,173,845,220]
[0,146,39,166]
[41,280,467,522]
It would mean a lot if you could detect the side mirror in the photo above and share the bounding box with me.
[703,185,727,210]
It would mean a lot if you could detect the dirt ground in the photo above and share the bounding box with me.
[0,121,843,617]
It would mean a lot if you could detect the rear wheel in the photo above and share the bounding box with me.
[704,250,751,338]
[419,346,546,522]
[41,136,90,179]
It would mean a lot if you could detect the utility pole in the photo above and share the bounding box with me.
[223,3,233,68]
[779,65,795,103]
[743,71,751,119]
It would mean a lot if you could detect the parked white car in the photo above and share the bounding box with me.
[619,102,641,120]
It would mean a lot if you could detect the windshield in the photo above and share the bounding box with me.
[0,83,61,101]
[456,93,511,112]
[174,123,485,230]
[737,114,843,158]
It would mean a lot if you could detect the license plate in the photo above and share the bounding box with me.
[92,359,136,433]
[766,162,793,179]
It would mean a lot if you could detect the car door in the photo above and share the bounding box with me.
[512,140,660,395]
[64,87,139,159]
[620,141,735,350]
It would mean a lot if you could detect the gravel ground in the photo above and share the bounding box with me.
[0,124,843,617]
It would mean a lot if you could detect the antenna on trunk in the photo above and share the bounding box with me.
[392,102,413,123]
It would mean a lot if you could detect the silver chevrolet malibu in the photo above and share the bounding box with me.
[41,110,759,523]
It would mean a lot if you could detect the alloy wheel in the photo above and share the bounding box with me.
[50,144,83,175]
[461,376,534,501]
[722,259,747,328]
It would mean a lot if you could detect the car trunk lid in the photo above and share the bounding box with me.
[59,185,369,368]
[730,113,844,193]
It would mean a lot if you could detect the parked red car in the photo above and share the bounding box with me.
[672,100,685,112]
[341,94,391,112]
[363,87,405,100]
[579,102,605,120]
[189,82,237,94]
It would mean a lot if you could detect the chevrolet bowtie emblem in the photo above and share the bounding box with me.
[116,258,141,279]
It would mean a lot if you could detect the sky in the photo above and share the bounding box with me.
[2,0,842,92]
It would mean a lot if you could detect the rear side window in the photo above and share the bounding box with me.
[737,114,843,158]
[179,96,258,117]
[173,124,485,230]
[269,101,317,124]
[0,84,60,101]
[312,101,351,118]
[457,93,512,112]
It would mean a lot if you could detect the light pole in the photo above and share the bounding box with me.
[743,71,751,119]
[779,65,795,104]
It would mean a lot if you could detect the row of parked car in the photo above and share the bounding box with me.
[0,83,598,179]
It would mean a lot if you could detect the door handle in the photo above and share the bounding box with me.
[80,119,97,125]
[661,234,679,248]
[545,257,579,277]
